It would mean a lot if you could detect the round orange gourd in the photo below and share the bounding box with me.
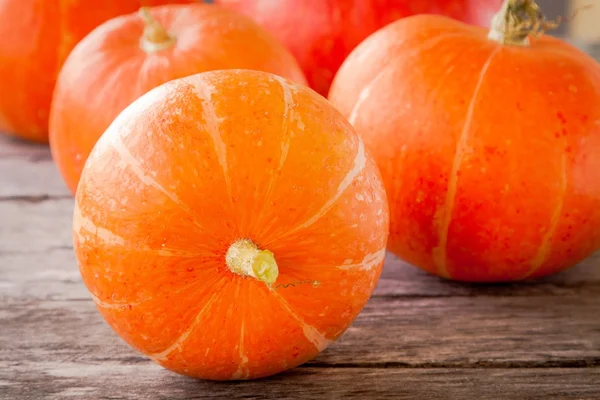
[216,0,503,97]
[49,4,307,195]
[0,0,195,142]
[329,0,600,282]
[73,69,389,380]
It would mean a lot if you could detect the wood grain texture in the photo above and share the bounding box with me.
[0,136,69,197]
[2,366,600,400]
[2,296,599,370]
[2,134,600,399]
[0,135,48,157]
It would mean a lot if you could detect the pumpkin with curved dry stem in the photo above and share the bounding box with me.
[329,0,600,282]
[73,69,389,380]
[50,3,306,195]
[216,0,503,96]
[0,0,195,142]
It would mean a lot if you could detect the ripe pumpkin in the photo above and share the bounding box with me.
[73,69,389,380]
[216,0,503,96]
[0,0,195,143]
[49,4,306,195]
[329,0,600,282]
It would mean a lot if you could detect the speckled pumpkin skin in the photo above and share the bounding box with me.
[329,15,600,282]
[73,70,389,380]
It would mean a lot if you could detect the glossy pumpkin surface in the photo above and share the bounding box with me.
[73,69,389,380]
[216,0,503,96]
[0,0,194,142]
[329,13,600,282]
[50,3,306,195]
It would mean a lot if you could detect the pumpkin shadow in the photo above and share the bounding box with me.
[376,251,597,297]
[175,366,421,399]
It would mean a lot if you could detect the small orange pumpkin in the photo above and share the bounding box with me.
[50,3,306,194]
[73,69,389,380]
[0,0,195,142]
[216,0,503,96]
[329,0,600,282]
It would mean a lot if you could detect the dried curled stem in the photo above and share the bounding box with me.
[488,0,561,46]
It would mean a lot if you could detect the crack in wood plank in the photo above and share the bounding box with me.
[0,194,72,203]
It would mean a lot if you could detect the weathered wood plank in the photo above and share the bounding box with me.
[2,363,599,400]
[323,295,600,367]
[377,251,600,298]
[0,158,69,198]
[0,198,74,254]
[0,135,69,197]
[2,293,598,370]
[0,135,48,157]
[0,160,69,198]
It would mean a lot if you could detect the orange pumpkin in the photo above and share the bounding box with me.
[73,69,389,380]
[0,0,195,143]
[216,0,503,97]
[50,3,306,195]
[329,0,600,282]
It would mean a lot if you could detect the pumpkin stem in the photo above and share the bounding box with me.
[226,239,279,286]
[488,0,560,46]
[139,7,176,53]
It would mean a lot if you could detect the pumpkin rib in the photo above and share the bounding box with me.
[254,76,296,230]
[73,201,126,248]
[190,80,233,199]
[110,135,209,234]
[90,265,218,309]
[521,152,568,279]
[432,44,502,279]
[272,290,331,352]
[337,246,386,271]
[91,293,149,310]
[74,203,201,259]
[261,76,295,212]
[273,76,294,173]
[281,135,366,239]
[148,284,225,362]
[347,32,465,125]
[231,320,249,380]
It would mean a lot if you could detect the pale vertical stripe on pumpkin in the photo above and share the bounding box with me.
[283,135,366,237]
[93,276,226,311]
[346,34,461,126]
[273,76,295,173]
[255,75,296,226]
[75,199,203,257]
[189,79,232,198]
[432,46,502,278]
[338,247,387,271]
[73,200,125,247]
[111,136,206,232]
[231,320,250,380]
[149,289,223,362]
[272,292,331,352]
[520,152,567,279]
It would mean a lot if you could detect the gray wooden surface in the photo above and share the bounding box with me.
[1,134,600,400]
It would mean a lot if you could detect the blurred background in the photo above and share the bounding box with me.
[538,0,599,45]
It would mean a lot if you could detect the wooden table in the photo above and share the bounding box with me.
[1,132,600,400]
